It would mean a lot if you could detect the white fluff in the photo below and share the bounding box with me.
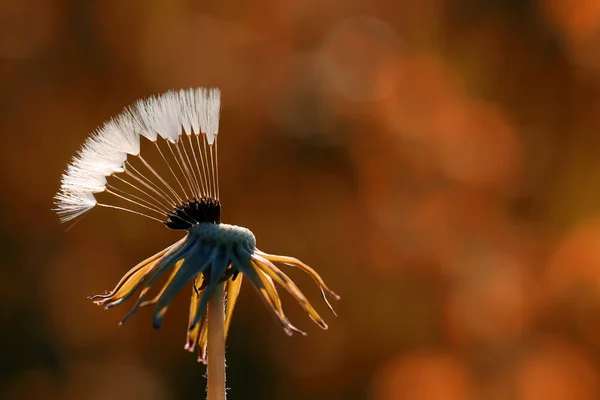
[178,88,197,136]
[198,88,221,144]
[54,189,97,223]
[157,91,183,142]
[99,116,141,156]
[54,87,222,223]
[131,97,158,141]
[61,165,107,193]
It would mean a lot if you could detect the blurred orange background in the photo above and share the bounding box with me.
[3,0,600,399]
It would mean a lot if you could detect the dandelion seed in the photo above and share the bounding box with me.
[54,88,339,399]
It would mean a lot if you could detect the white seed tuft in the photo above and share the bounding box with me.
[197,88,221,144]
[54,189,97,223]
[54,88,222,223]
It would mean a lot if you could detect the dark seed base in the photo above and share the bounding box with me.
[164,197,221,230]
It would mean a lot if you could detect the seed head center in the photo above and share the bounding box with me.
[189,222,256,249]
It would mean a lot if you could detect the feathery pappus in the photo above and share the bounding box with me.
[54,88,339,363]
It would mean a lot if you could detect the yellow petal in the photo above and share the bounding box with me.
[224,274,243,339]
[253,255,328,329]
[140,258,187,308]
[90,244,172,302]
[258,251,340,312]
[185,286,204,352]
[252,261,306,336]
[197,315,209,364]
[246,264,291,334]
[96,257,161,307]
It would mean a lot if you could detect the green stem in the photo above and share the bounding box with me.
[207,283,226,400]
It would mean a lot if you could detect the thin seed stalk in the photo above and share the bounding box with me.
[207,283,226,400]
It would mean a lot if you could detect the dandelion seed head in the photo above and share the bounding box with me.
[55,87,337,363]
[54,87,221,223]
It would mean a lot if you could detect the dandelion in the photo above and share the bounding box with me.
[54,88,339,399]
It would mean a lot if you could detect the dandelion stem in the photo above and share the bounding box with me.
[207,283,226,400]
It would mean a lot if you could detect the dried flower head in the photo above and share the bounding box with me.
[54,88,339,362]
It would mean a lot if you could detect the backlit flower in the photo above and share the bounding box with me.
[54,88,338,362]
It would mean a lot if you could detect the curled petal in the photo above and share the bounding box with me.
[139,258,194,308]
[153,246,216,329]
[96,257,161,309]
[89,241,176,301]
[253,254,329,329]
[184,285,209,365]
[188,252,230,329]
[256,267,306,335]
[94,236,194,309]
[187,256,231,364]
[108,236,196,314]
[185,288,205,352]
[119,258,185,325]
[232,251,304,336]
[189,273,242,363]
[257,251,340,313]
[197,316,209,364]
